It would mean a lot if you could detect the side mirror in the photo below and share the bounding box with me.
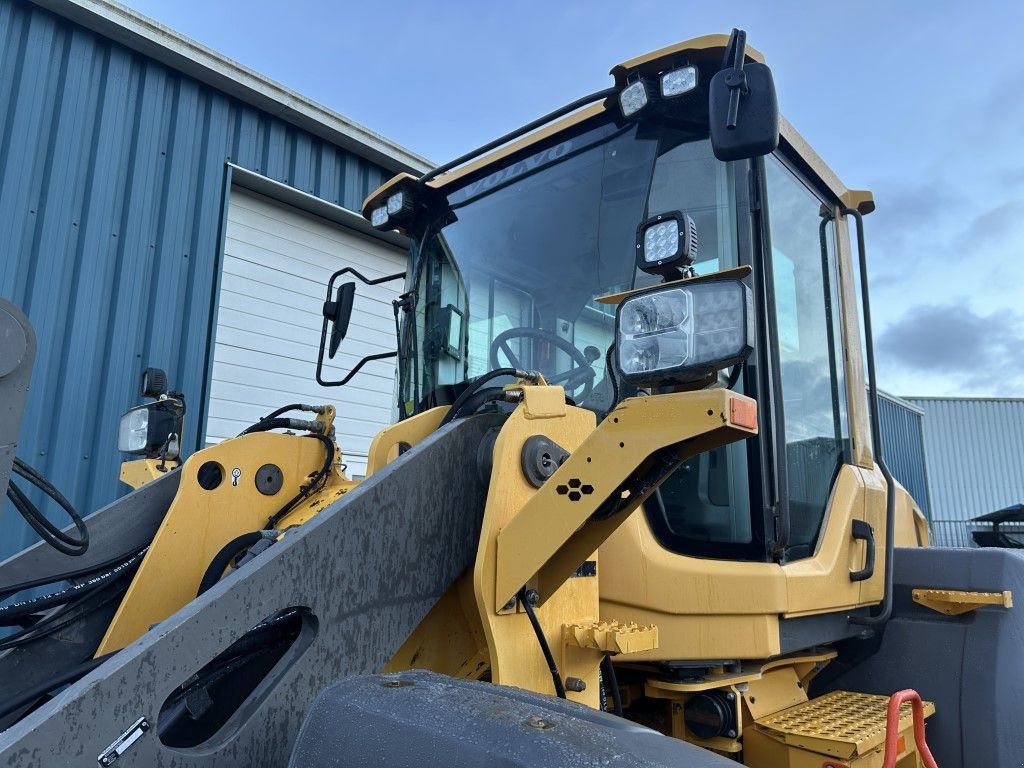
[315,266,406,388]
[325,282,356,358]
[708,29,779,161]
[440,304,464,360]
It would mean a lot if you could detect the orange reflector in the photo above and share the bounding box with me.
[897,735,906,754]
[729,397,757,430]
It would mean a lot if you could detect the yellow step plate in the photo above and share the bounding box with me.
[750,690,935,761]
[562,620,659,654]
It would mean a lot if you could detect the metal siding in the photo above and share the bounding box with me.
[0,0,398,557]
[907,397,1024,546]
[207,188,405,476]
[876,392,931,519]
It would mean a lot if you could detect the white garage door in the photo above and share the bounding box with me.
[206,188,406,476]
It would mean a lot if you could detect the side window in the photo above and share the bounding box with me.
[764,155,850,555]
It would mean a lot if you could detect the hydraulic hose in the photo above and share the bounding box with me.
[440,368,519,427]
[0,550,145,651]
[440,368,543,427]
[238,404,329,436]
[0,545,146,600]
[446,388,511,422]
[0,548,147,625]
[6,457,88,556]
[266,433,335,529]
[196,531,265,596]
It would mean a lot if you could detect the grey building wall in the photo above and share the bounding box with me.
[906,397,1024,547]
[877,391,931,520]
[0,0,421,557]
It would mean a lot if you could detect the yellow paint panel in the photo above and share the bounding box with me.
[119,458,177,490]
[97,433,348,654]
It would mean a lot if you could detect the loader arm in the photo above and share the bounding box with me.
[0,414,501,766]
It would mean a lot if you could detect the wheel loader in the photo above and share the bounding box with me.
[1,29,1021,768]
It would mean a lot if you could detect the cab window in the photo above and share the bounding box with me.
[764,154,850,556]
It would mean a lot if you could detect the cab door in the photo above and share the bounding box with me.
[761,153,880,613]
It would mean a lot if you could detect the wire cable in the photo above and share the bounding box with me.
[604,343,620,409]
[517,587,566,699]
[601,654,623,716]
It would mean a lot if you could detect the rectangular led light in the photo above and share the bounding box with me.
[370,205,389,228]
[661,66,698,98]
[618,81,648,117]
[615,279,753,387]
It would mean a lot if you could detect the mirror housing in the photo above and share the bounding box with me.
[315,266,405,388]
[325,282,356,359]
[708,29,779,161]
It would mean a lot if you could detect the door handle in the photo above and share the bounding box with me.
[849,519,875,582]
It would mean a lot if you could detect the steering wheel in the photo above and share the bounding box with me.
[489,327,595,401]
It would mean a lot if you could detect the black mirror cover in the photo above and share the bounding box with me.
[328,282,356,358]
[709,62,779,161]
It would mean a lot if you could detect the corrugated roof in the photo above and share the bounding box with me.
[29,0,432,175]
[904,397,1024,524]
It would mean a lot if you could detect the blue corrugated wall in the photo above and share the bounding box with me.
[877,393,931,519]
[906,397,1024,547]
[0,0,394,557]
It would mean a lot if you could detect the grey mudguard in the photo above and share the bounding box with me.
[291,669,737,768]
[0,413,503,767]
[823,546,1024,768]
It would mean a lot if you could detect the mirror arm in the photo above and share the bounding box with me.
[326,266,406,287]
[315,268,407,388]
[722,28,749,130]
[317,350,398,388]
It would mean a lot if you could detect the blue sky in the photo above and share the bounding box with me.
[126,0,1024,398]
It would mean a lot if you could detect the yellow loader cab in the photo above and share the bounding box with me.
[1,30,1019,768]
[362,33,927,660]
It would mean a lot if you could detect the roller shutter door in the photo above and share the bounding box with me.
[206,188,405,476]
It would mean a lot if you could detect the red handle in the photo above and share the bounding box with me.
[883,689,938,768]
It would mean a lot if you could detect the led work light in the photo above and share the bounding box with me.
[618,80,649,118]
[636,211,698,277]
[614,278,753,387]
[370,205,389,228]
[660,65,698,98]
[369,188,417,231]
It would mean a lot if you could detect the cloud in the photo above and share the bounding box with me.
[958,201,1024,253]
[876,303,1024,395]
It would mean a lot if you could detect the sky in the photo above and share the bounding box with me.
[124,0,1024,398]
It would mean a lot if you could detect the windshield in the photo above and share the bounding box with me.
[399,118,744,415]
